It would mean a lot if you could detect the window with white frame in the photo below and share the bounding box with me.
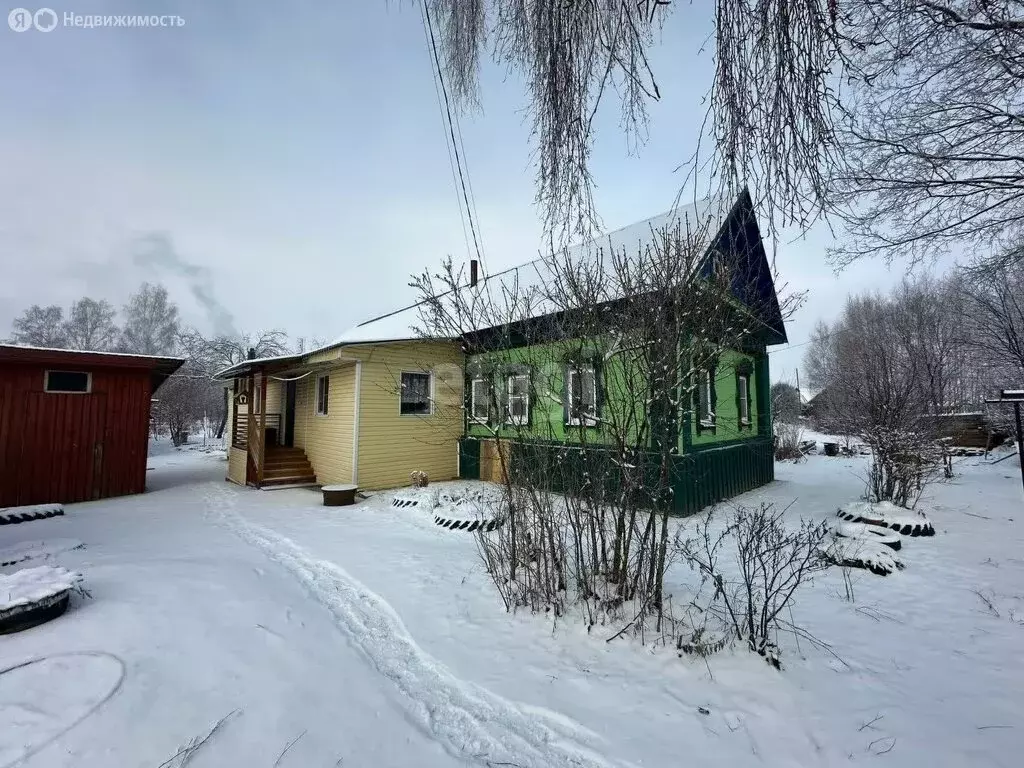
[505,373,530,425]
[567,365,598,425]
[315,374,330,416]
[698,369,714,426]
[470,378,490,423]
[738,374,750,425]
[400,371,432,415]
[44,370,91,393]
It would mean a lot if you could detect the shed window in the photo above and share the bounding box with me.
[738,374,750,425]
[567,365,598,426]
[315,374,330,416]
[45,370,91,393]
[506,373,530,426]
[470,378,490,423]
[400,372,432,415]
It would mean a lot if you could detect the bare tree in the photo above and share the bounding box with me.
[829,1,1024,269]
[63,298,119,351]
[803,277,989,503]
[120,283,180,355]
[961,259,1024,380]
[173,328,292,441]
[420,0,671,242]
[771,382,802,425]
[7,304,67,347]
[424,2,1024,272]
[153,356,220,446]
[412,202,796,643]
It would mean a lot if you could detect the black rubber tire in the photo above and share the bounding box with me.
[0,593,71,635]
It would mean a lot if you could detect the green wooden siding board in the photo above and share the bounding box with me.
[689,348,760,448]
[503,438,772,516]
[458,438,481,480]
[467,340,767,457]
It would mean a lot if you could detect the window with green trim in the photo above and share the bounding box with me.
[567,364,598,426]
[738,374,750,426]
[505,373,530,426]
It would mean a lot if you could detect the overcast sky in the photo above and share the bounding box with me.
[0,0,951,385]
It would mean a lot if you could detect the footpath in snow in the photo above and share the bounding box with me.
[1,443,1022,767]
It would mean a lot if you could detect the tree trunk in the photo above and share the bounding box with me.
[215,388,228,439]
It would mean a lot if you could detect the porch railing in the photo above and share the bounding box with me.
[232,413,281,449]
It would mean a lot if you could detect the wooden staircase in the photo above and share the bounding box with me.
[260,447,317,487]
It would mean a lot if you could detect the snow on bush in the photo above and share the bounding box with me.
[823,536,904,576]
[837,501,935,537]
[676,503,832,669]
[0,565,83,618]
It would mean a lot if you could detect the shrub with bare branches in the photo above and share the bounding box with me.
[413,197,799,646]
[676,503,831,668]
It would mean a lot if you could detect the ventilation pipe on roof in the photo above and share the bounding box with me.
[470,259,479,287]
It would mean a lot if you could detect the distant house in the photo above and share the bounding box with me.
[0,345,183,506]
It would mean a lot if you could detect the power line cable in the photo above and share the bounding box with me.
[421,0,485,272]
[418,0,472,264]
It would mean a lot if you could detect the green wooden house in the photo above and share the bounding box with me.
[456,189,787,515]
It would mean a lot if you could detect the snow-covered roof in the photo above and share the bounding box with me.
[0,343,182,363]
[322,306,438,348]
[312,191,733,355]
[0,344,185,391]
[212,352,304,380]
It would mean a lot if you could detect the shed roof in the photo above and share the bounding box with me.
[0,345,185,391]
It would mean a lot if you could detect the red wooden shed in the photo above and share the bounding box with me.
[0,345,184,507]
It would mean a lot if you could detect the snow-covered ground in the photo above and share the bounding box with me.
[1,445,1021,767]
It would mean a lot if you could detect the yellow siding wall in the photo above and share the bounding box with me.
[227,446,247,484]
[233,341,464,491]
[293,363,357,485]
[353,341,464,490]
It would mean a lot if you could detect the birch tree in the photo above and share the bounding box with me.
[8,304,67,348]
[120,283,180,355]
[63,298,119,351]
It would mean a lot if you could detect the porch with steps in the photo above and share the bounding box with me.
[260,446,317,487]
